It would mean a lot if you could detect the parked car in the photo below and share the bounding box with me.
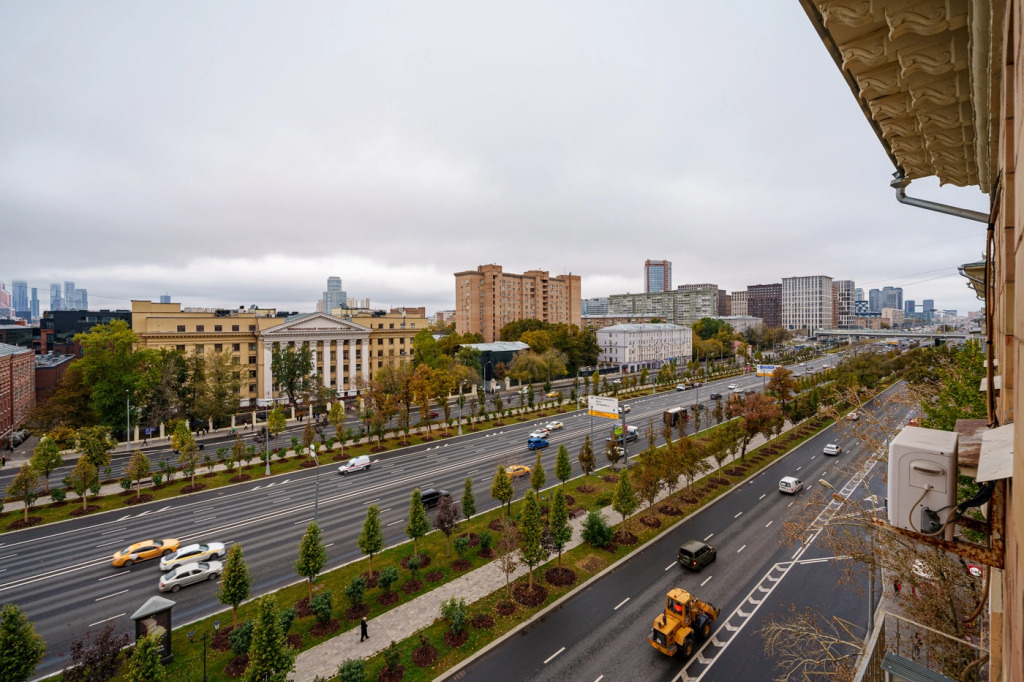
[545,421,564,431]
[505,464,531,478]
[419,488,451,508]
[678,540,717,572]
[823,443,842,456]
[337,455,372,475]
[527,437,549,450]
[779,476,803,494]
[159,542,226,571]
[112,539,181,568]
[158,561,223,593]
[529,428,550,439]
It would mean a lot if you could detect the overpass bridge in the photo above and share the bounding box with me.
[813,328,980,342]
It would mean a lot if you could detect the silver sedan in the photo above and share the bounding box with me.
[159,542,227,571]
[158,561,223,593]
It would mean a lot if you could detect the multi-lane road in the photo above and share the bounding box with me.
[2,362,839,677]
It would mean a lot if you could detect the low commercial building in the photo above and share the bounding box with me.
[581,313,660,330]
[0,342,34,448]
[596,323,692,374]
[714,315,763,334]
[458,341,530,384]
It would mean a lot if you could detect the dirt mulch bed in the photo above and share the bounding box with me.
[212,623,238,651]
[400,553,431,569]
[376,591,401,606]
[68,505,102,517]
[300,460,318,468]
[478,548,495,559]
[576,484,597,494]
[576,554,608,573]
[451,558,472,572]
[639,515,662,529]
[203,471,218,478]
[494,421,506,426]
[332,453,349,462]
[179,483,207,494]
[412,639,438,667]
[228,474,252,483]
[471,613,495,630]
[370,446,388,453]
[401,579,423,594]
[455,532,480,546]
[488,518,514,532]
[124,494,155,505]
[286,632,303,649]
[377,664,405,682]
[6,516,43,530]
[601,542,619,553]
[420,436,435,443]
[708,476,730,486]
[362,570,379,588]
[724,466,749,476]
[544,566,577,587]
[224,654,249,677]
[495,601,517,616]
[444,629,470,648]
[310,618,341,637]
[658,504,684,516]
[294,597,313,618]
[602,474,619,484]
[345,603,371,621]
[424,570,445,583]
[47,500,69,507]
[513,583,548,607]
[564,494,576,506]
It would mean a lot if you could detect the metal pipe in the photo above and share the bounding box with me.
[890,173,989,223]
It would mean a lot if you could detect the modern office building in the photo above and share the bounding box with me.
[581,297,609,316]
[855,287,865,301]
[904,300,916,315]
[159,294,172,304]
[782,275,834,333]
[322,276,348,314]
[40,309,133,356]
[644,259,672,293]
[923,299,936,315]
[454,264,581,343]
[30,287,39,319]
[49,283,63,312]
[833,279,856,329]
[747,283,783,329]
[868,288,882,312]
[11,281,28,320]
[731,290,748,317]
[0,283,12,319]
[596,323,692,373]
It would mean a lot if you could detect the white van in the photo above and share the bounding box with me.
[337,455,371,475]
[779,476,803,495]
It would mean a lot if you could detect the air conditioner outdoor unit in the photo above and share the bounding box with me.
[887,426,958,541]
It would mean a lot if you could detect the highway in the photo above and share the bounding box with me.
[0,363,822,677]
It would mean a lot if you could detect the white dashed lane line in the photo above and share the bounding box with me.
[704,533,714,541]
[95,589,128,602]
[665,563,675,571]
[89,612,125,628]
[544,647,566,664]
[98,572,129,582]
[700,575,713,587]
[737,545,746,553]
[614,597,630,610]
[765,520,773,528]
[734,511,742,518]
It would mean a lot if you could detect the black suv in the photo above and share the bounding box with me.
[678,540,717,572]
[709,392,722,400]
[420,488,451,508]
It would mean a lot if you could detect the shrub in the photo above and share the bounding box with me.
[478,531,494,552]
[407,555,421,581]
[119,478,132,492]
[581,511,614,548]
[151,472,163,487]
[383,641,401,671]
[50,487,67,504]
[336,659,365,682]
[378,566,399,594]
[62,622,130,682]
[440,597,467,635]
[595,493,613,507]
[229,620,253,656]
[454,537,469,560]
[311,589,333,625]
[278,607,296,634]
[344,576,366,610]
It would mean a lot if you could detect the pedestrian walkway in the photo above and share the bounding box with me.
[291,420,798,681]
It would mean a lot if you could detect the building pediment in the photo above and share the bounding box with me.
[261,313,369,338]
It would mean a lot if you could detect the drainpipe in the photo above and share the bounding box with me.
[890,173,989,223]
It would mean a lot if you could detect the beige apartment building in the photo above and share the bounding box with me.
[454,264,581,342]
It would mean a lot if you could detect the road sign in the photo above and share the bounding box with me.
[756,364,778,377]
[588,395,618,420]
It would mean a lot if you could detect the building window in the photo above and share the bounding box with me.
[249,370,257,378]
[177,325,186,332]
[176,344,185,351]
[232,325,239,332]
[196,345,204,353]
[233,343,240,352]
[214,344,223,352]
[249,356,257,364]
[248,343,256,351]
[214,325,222,332]
[249,383,256,393]
[196,325,205,332]
[249,325,256,331]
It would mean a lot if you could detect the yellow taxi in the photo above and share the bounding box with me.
[505,464,531,479]
[546,391,560,398]
[112,538,181,568]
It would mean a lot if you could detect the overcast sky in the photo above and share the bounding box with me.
[1,1,989,317]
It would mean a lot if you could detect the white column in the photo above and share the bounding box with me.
[360,338,368,384]
[323,339,332,388]
[262,343,273,398]
[347,338,356,395]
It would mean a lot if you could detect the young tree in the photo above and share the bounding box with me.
[461,477,476,531]
[124,449,151,500]
[243,595,296,682]
[76,426,115,469]
[68,458,99,511]
[0,602,46,682]
[177,439,201,487]
[605,429,623,472]
[62,623,129,682]
[124,634,165,682]
[496,522,519,599]
[219,543,252,626]
[6,464,41,522]
[301,421,317,457]
[328,401,346,453]
[433,495,462,556]
[267,406,287,456]
[29,437,63,494]
[405,489,430,558]
[577,435,596,478]
[490,464,514,517]
[549,488,572,568]
[530,449,546,495]
[612,469,639,533]
[554,444,572,487]
[358,504,384,574]
[230,436,247,473]
[634,460,662,513]
[518,490,546,590]
[295,521,328,602]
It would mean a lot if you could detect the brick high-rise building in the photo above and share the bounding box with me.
[454,264,581,342]
[746,283,782,329]
[644,260,672,293]
[0,342,34,449]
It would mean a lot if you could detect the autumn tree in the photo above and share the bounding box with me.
[295,521,328,602]
[605,428,623,471]
[267,406,287,455]
[496,524,519,599]
[29,437,63,494]
[766,366,798,415]
[68,458,99,511]
[218,544,252,626]
[6,464,40,522]
[555,444,572,487]
[730,393,783,459]
[405,489,430,557]
[634,459,662,513]
[76,425,115,469]
[271,344,314,410]
[358,505,384,574]
[490,464,514,517]
[577,435,596,478]
[549,488,572,568]
[433,495,462,556]
[518,490,547,590]
[411,364,435,433]
[125,449,151,499]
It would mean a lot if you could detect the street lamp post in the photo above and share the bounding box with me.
[125,391,131,452]
[187,620,220,682]
[311,449,320,523]
[264,408,271,477]
[457,381,465,436]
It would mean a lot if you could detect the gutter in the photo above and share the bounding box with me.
[890,173,989,223]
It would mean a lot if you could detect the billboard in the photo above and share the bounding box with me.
[588,395,619,420]
[756,364,778,377]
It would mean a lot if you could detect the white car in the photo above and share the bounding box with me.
[159,542,226,571]
[529,428,550,439]
[159,561,223,593]
[733,387,744,394]
[337,455,372,475]
[823,443,842,456]
[618,404,631,413]
[728,383,738,390]
[545,421,564,431]
[779,476,803,494]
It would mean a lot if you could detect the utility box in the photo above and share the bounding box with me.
[887,426,958,541]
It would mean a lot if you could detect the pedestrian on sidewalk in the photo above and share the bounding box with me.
[894,579,902,594]
[360,616,369,641]
[1,454,6,467]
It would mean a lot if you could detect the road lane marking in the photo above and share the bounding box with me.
[95,540,126,548]
[293,518,313,525]
[99,527,127,536]
[665,563,675,571]
[325,543,334,548]
[367,498,380,504]
[758,494,765,500]
[700,575,713,587]
[737,545,746,553]
[594,677,604,682]
[703,533,714,541]
[796,466,802,471]
[765,521,773,528]
[613,598,630,610]
[89,612,125,627]
[192,516,217,524]
[733,512,742,518]
[0,554,17,561]
[380,508,391,513]
[387,520,403,527]
[96,589,129,601]
[544,646,566,664]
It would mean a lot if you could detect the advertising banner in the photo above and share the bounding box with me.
[756,364,778,377]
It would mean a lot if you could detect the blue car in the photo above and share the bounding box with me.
[527,437,549,450]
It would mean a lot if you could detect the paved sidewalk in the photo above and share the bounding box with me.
[292,420,799,681]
